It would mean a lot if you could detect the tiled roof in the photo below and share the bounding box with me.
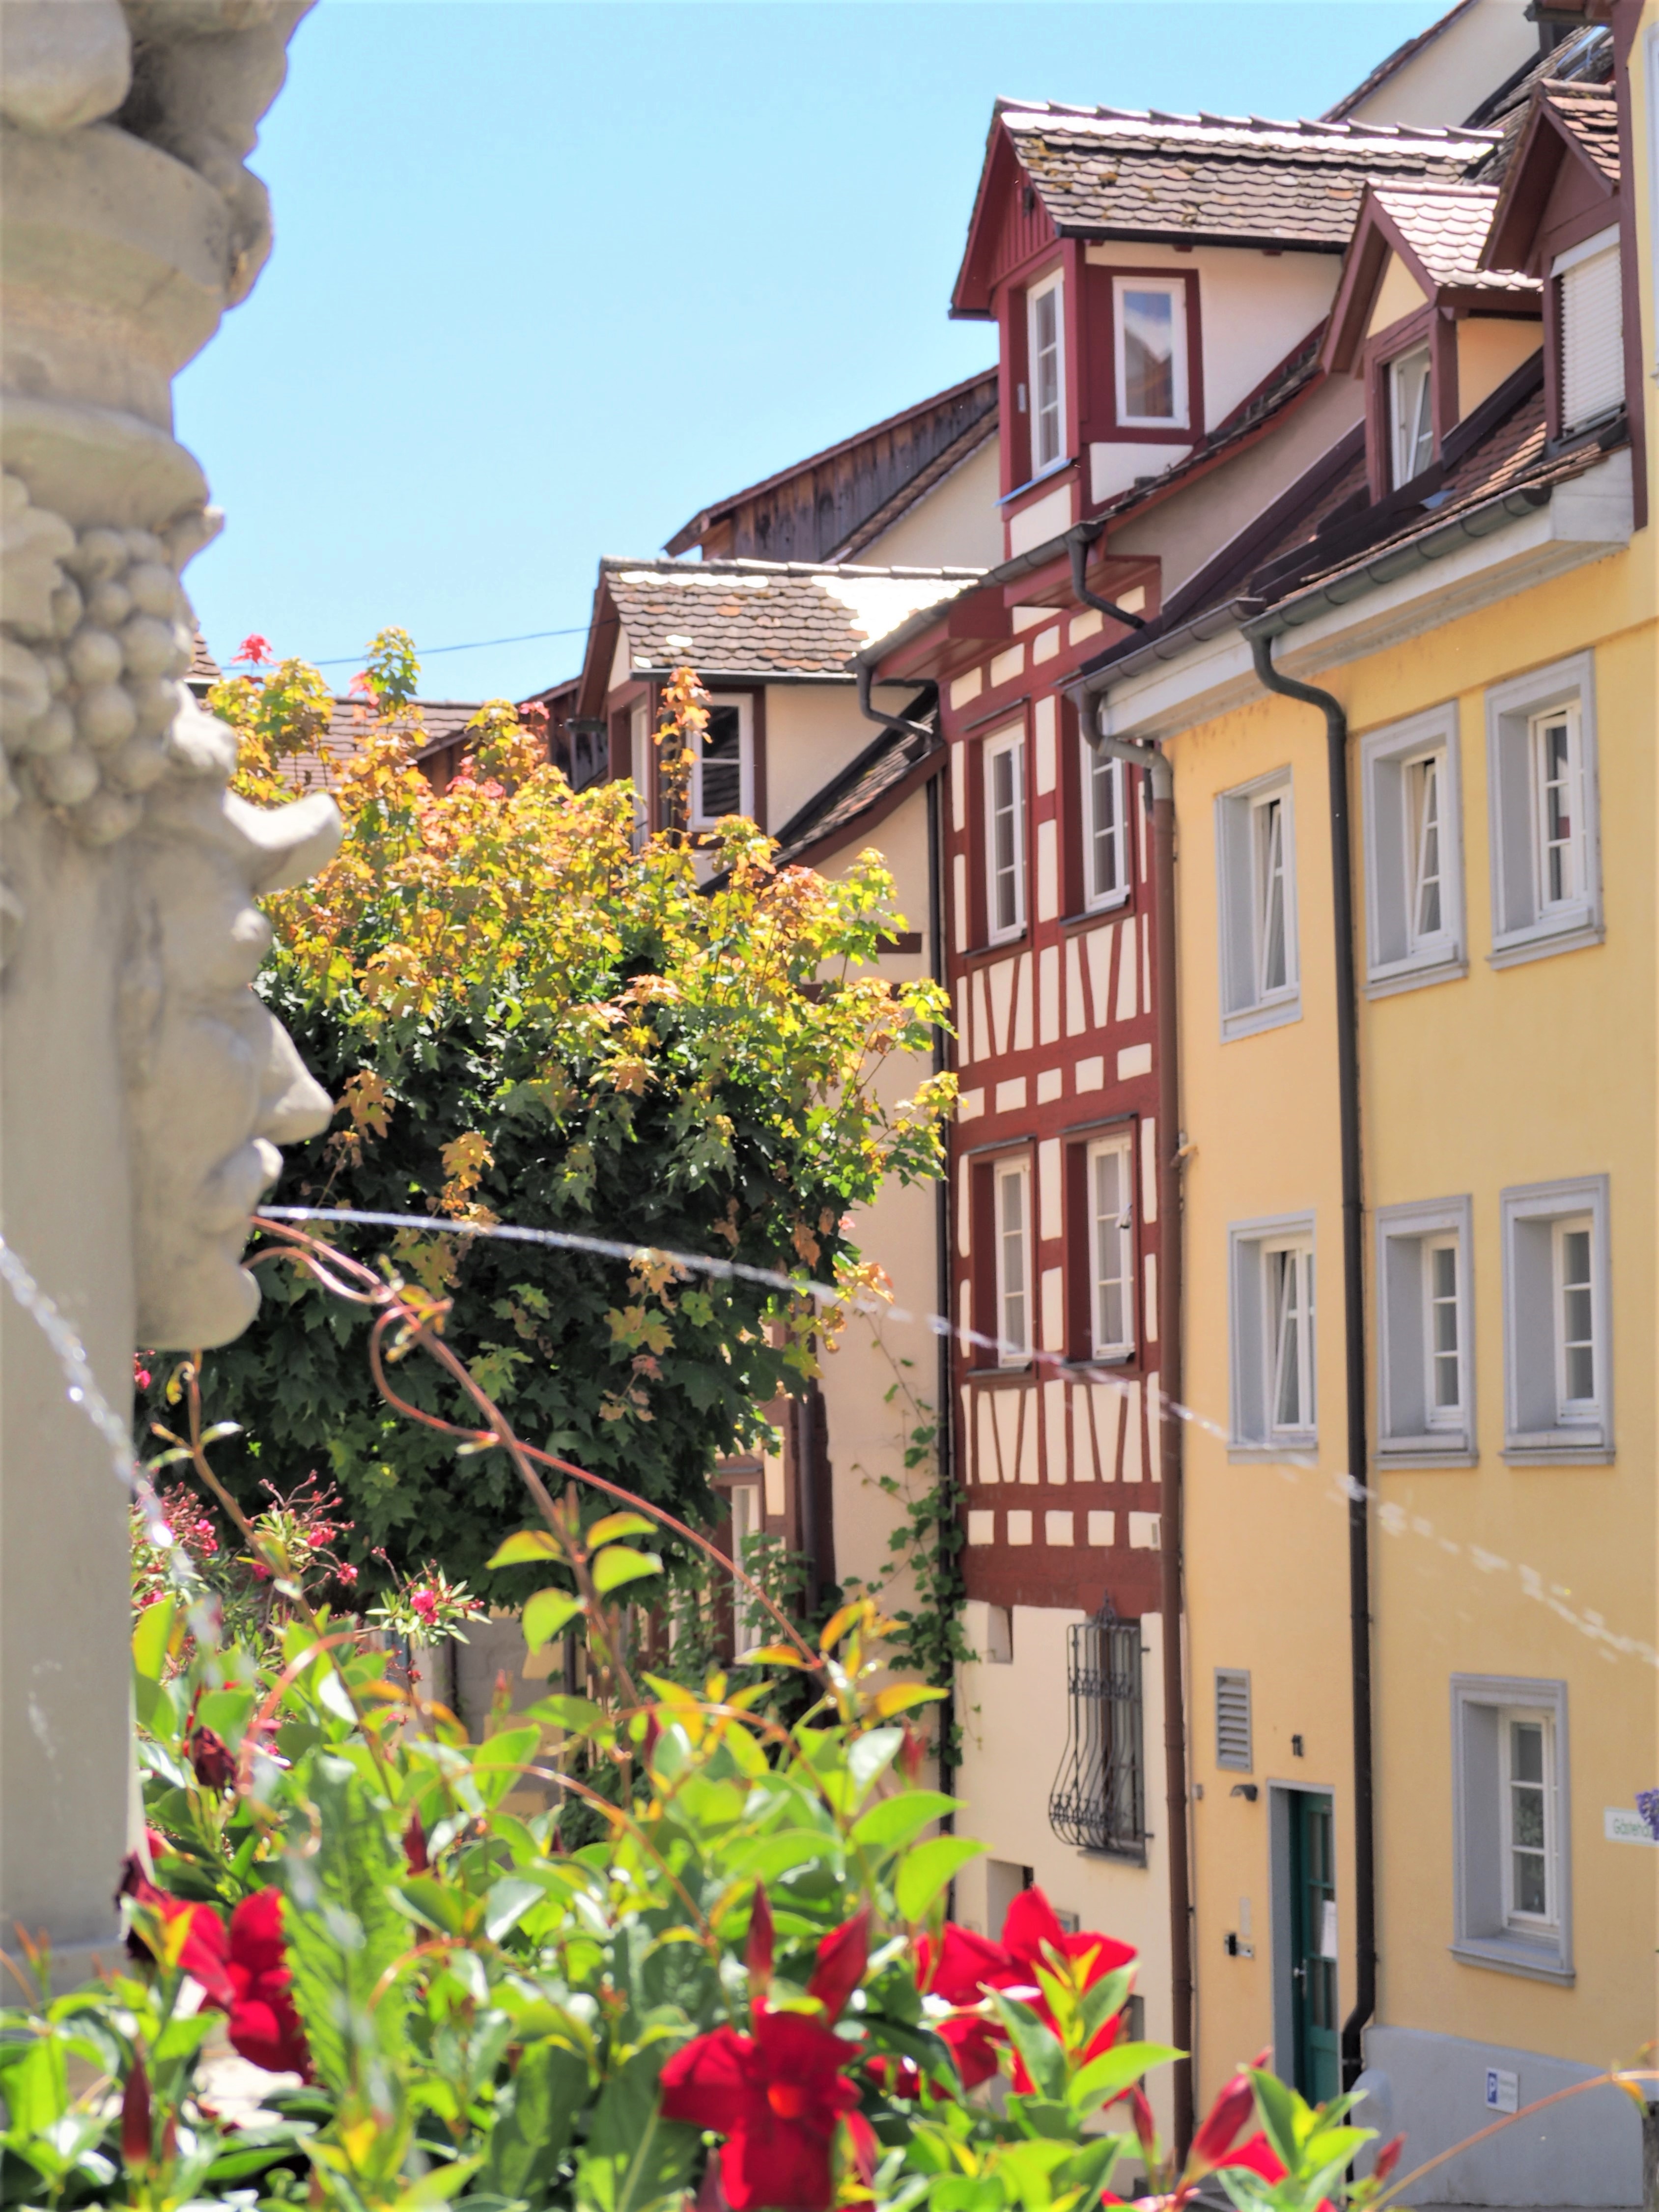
[187,632,221,692]
[277,697,482,795]
[770,715,942,869]
[996,105,1495,249]
[1540,81,1621,185]
[602,558,983,679]
[1372,185,1515,289]
[1463,28,1614,183]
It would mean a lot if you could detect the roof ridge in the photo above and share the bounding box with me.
[995,98,1497,144]
[602,554,987,581]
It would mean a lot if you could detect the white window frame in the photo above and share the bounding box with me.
[1082,737,1131,912]
[1499,1174,1612,1462]
[983,725,1027,945]
[1027,269,1067,476]
[1215,769,1300,1039]
[1485,654,1602,967]
[689,691,755,830]
[628,699,651,851]
[728,1480,765,1659]
[1451,1674,1572,1984]
[1376,1197,1475,1465]
[1228,1212,1317,1457]
[993,1155,1033,1369]
[1499,1708,1558,1937]
[1087,1133,1135,1361]
[1387,341,1434,487]
[1113,275,1190,431]
[1360,705,1466,995]
[1553,222,1624,436]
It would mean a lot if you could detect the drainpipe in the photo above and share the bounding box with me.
[1245,632,1375,2096]
[1067,524,1148,632]
[856,664,935,744]
[1086,719,1192,2157]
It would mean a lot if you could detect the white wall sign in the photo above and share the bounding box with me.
[1484,2068,1518,2115]
[1604,1806,1659,1846]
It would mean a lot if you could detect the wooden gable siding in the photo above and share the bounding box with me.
[711,378,999,564]
[986,163,1060,292]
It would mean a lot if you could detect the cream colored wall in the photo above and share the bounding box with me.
[1167,536,1658,2102]
[1366,252,1430,339]
[763,683,883,833]
[1339,0,1535,129]
[954,1599,1177,2148]
[1110,372,1366,605]
[1084,242,1338,438]
[862,436,1004,572]
[1455,316,1542,415]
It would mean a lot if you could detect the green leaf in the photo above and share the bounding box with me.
[484,1875,547,1942]
[894,1834,984,1923]
[587,1512,658,1547]
[576,2044,701,2212]
[990,1991,1066,2102]
[281,1757,411,2098]
[395,1876,472,1937]
[481,2037,589,2199]
[591,1545,662,1595]
[132,1598,176,1728]
[473,1724,542,1809]
[1068,2042,1183,2118]
[849,1790,960,1852]
[523,1587,583,1651]
[1248,2067,1301,2169]
[524,1694,605,1736]
[487,1528,564,1569]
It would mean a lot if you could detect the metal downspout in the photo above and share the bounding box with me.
[1087,719,1192,2157]
[926,766,957,1803]
[1067,524,1149,631]
[1246,632,1375,2095]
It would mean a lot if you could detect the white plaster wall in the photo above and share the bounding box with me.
[954,1600,1176,2148]
[1084,243,1338,437]
[862,435,1004,571]
[1109,370,1367,604]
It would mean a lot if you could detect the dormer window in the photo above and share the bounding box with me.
[1028,271,1066,472]
[1388,343,1434,486]
[1553,225,1623,436]
[1115,277,1188,429]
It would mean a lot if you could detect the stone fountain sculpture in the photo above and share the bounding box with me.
[0,0,336,1982]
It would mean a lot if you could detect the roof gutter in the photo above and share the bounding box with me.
[1242,626,1374,2097]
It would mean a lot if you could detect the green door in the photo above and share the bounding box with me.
[1289,1792,1339,2103]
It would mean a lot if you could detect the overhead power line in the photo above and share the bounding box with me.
[300,622,591,670]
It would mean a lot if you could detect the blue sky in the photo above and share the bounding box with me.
[177,0,1451,702]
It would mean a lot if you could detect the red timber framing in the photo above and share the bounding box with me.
[869,552,1164,1620]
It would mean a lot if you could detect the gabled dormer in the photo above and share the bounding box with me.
[1321,182,1541,498]
[950,102,1496,557]
[1481,81,1628,451]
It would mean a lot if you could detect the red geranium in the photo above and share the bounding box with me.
[224,1889,311,2079]
[120,1861,233,2007]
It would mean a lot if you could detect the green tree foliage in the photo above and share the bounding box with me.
[161,640,953,1594]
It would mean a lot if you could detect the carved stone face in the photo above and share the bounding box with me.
[122,783,338,1349]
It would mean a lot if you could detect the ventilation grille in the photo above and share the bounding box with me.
[1215,1668,1253,1771]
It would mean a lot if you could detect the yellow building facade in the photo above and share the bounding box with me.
[1072,16,1656,2195]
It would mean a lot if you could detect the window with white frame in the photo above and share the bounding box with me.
[1229,1214,1317,1453]
[1377,1197,1474,1461]
[1215,771,1300,1037]
[1554,224,1624,436]
[1486,655,1601,964]
[1500,1175,1611,1461]
[1451,1675,1571,1982]
[1114,277,1188,429]
[994,1157,1033,1366]
[690,694,755,829]
[1388,342,1434,486]
[1361,707,1465,991]
[984,727,1027,943]
[1088,1134,1135,1360]
[1027,272,1066,473]
[1082,741,1130,911]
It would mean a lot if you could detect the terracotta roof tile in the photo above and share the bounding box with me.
[187,631,221,691]
[998,106,1494,249]
[603,558,982,679]
[1541,81,1621,186]
[278,697,482,795]
[1372,183,1536,292]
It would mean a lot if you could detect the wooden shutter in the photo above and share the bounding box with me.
[1215,1667,1253,1770]
[1557,240,1623,434]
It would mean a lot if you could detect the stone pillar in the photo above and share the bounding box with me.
[0,0,332,1982]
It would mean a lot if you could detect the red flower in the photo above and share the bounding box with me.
[133,1356,152,1391]
[660,2009,861,2212]
[805,1905,869,2023]
[747,1884,774,1992]
[410,1588,438,1625]
[334,1562,359,1588]
[402,1807,430,1875]
[998,1889,1137,2090]
[119,1862,234,2007]
[224,1889,311,2079]
[1185,2052,1270,2178]
[1209,2134,1335,2211]
[234,635,274,667]
[121,2055,152,2170]
[187,1725,236,1793]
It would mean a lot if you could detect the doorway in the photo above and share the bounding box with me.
[1283,1790,1339,2101]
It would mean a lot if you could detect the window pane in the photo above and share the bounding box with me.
[699,704,743,819]
[1390,346,1433,484]
[1033,286,1062,467]
[1410,755,1443,943]
[1429,1241,1460,1411]
[999,1171,1027,1356]
[1122,289,1176,420]
[1256,798,1287,994]
[1272,1251,1300,1428]
[1090,751,1121,900]
[1559,1224,1594,1403]
[1093,1145,1130,1351]
[991,746,1020,932]
[1536,715,1576,906]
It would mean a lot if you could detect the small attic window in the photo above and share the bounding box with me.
[1553,224,1623,436]
[1388,343,1434,487]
